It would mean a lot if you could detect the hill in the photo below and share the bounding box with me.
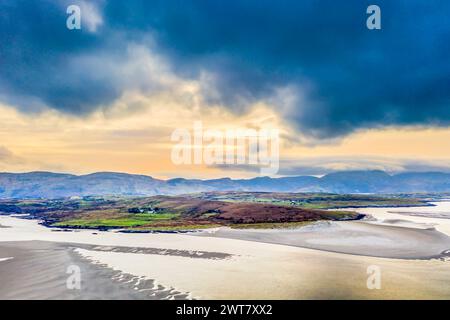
[1,170,450,198]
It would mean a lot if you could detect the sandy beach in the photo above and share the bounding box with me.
[0,241,190,300]
[0,202,450,299]
[349,201,450,237]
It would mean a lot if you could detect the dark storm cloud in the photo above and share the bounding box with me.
[0,0,121,113]
[1,0,449,136]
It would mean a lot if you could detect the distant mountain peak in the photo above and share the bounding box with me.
[0,170,449,199]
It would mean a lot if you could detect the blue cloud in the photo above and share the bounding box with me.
[1,0,449,136]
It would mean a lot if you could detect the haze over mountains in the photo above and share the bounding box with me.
[0,170,450,199]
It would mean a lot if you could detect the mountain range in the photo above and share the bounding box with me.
[1,170,450,199]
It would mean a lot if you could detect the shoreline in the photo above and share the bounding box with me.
[1,209,366,233]
[0,195,433,233]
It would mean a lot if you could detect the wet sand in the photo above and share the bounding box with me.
[75,236,450,299]
[344,201,450,237]
[195,220,450,259]
[0,241,191,300]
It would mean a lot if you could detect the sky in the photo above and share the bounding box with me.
[0,0,449,179]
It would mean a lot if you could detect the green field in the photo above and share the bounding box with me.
[194,192,426,209]
[53,213,180,228]
[0,191,428,231]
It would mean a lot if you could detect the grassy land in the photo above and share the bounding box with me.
[193,192,426,209]
[53,218,150,228]
[318,210,360,220]
[229,221,312,229]
[53,212,180,228]
[0,192,428,231]
[124,224,223,232]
